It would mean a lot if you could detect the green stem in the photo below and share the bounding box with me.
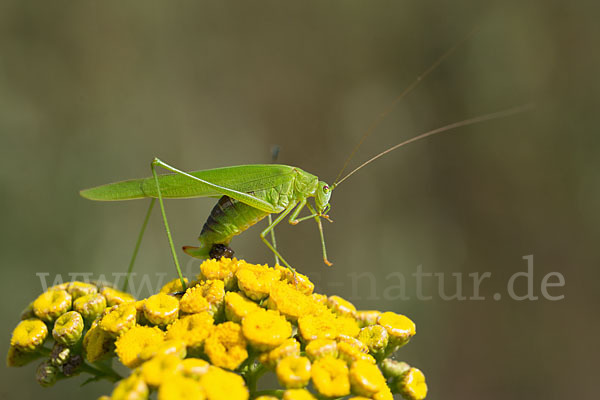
[80,362,123,382]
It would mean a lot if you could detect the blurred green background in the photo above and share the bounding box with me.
[1,1,597,399]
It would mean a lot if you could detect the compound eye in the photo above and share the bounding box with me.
[323,185,329,193]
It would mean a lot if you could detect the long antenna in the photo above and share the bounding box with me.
[333,105,532,188]
[334,27,480,184]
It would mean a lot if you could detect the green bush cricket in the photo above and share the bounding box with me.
[79,36,529,292]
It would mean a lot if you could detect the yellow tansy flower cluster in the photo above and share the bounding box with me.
[7,258,428,400]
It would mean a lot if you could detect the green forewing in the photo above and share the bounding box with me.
[80,164,299,201]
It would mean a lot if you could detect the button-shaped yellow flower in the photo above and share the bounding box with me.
[236,263,280,301]
[396,367,427,400]
[199,366,249,400]
[258,338,301,368]
[358,325,389,356]
[181,358,210,379]
[101,287,136,307]
[111,374,149,400]
[83,324,114,363]
[282,389,316,400]
[73,293,107,323]
[349,360,387,396]
[298,312,339,341]
[100,304,137,337]
[242,309,292,351]
[204,322,248,370]
[305,339,337,361]
[115,326,165,368]
[337,341,376,365]
[266,282,321,322]
[199,257,240,290]
[141,354,184,387]
[311,355,350,398]
[166,312,214,349]
[378,312,416,348]
[275,265,314,295]
[328,295,357,318]
[33,289,72,322]
[160,277,189,294]
[66,281,98,299]
[276,356,312,389]
[380,359,410,379]
[52,311,84,346]
[179,285,210,315]
[337,334,369,354]
[158,375,205,400]
[356,310,382,327]
[224,292,260,323]
[11,318,48,351]
[138,339,187,362]
[144,293,179,326]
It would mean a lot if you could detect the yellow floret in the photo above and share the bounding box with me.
[115,326,165,368]
[397,367,428,400]
[242,309,292,351]
[138,339,187,362]
[204,322,248,370]
[224,292,260,323]
[356,310,381,327]
[66,281,98,299]
[282,389,316,400]
[305,339,338,361]
[258,338,301,368]
[141,354,184,387]
[337,341,376,365]
[327,295,357,318]
[349,360,387,396]
[179,285,210,314]
[166,312,214,349]
[377,312,416,347]
[235,262,280,301]
[144,293,179,326]
[276,356,312,389]
[83,324,114,363]
[275,265,314,295]
[11,319,48,351]
[266,281,322,322]
[311,355,350,398]
[73,293,107,323]
[111,374,149,400]
[101,287,136,307]
[52,311,84,346]
[298,312,339,341]
[199,257,240,290]
[181,358,210,379]
[99,304,137,337]
[33,289,72,322]
[160,277,189,294]
[158,375,205,400]
[200,367,249,400]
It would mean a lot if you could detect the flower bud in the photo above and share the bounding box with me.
[143,293,179,326]
[358,325,389,358]
[66,281,98,299]
[11,318,48,351]
[33,289,72,322]
[36,361,60,387]
[380,359,410,379]
[377,312,415,349]
[395,367,427,400]
[50,342,71,366]
[276,356,312,389]
[52,311,84,346]
[73,293,107,323]
[62,354,83,377]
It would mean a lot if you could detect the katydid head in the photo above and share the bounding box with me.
[315,181,332,214]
